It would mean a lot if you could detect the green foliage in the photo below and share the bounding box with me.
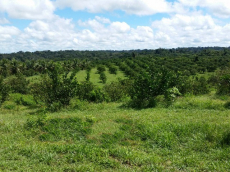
[216,67,230,95]
[99,72,107,84]
[129,68,181,108]
[86,70,90,81]
[187,77,210,95]
[5,74,29,94]
[97,65,106,74]
[77,81,107,103]
[30,65,78,111]
[107,63,118,75]
[164,87,181,106]
[103,80,132,102]
[3,104,16,110]
[0,77,10,106]
[12,93,36,106]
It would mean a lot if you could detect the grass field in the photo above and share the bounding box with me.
[76,68,126,87]
[1,92,230,171]
[27,67,126,87]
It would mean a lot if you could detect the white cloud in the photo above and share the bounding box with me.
[78,19,105,32]
[178,0,230,18]
[95,16,111,24]
[0,18,9,24]
[110,22,131,33]
[130,26,154,42]
[0,25,21,41]
[21,16,76,49]
[1,13,230,53]
[0,0,55,20]
[55,0,173,15]
[152,14,230,47]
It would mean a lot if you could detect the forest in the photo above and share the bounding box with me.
[1,47,230,171]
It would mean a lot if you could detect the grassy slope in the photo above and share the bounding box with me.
[1,93,230,171]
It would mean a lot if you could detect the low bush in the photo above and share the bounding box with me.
[189,77,210,95]
[78,81,108,103]
[99,72,107,84]
[12,93,36,106]
[0,77,10,106]
[129,68,181,108]
[4,74,29,94]
[103,80,132,102]
[216,67,230,95]
[30,65,78,111]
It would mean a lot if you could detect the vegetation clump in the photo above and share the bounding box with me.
[31,65,78,111]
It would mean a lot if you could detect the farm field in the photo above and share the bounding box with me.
[1,48,230,171]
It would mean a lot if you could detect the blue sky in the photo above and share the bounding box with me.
[0,0,230,53]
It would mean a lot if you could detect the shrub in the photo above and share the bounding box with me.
[77,81,107,103]
[129,68,181,108]
[13,93,36,106]
[30,65,78,111]
[108,64,118,75]
[4,74,29,94]
[178,76,210,95]
[190,77,210,95]
[164,87,181,106]
[216,67,230,95]
[103,80,132,102]
[0,77,10,106]
[97,65,106,74]
[99,72,107,84]
[86,70,90,81]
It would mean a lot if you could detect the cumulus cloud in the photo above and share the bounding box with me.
[55,0,173,15]
[178,0,230,18]
[0,25,21,41]
[20,16,77,50]
[110,22,131,33]
[152,14,230,47]
[0,0,55,20]
[1,12,230,53]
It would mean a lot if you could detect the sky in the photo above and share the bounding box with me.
[0,0,230,53]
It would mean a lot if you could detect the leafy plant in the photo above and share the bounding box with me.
[77,81,107,103]
[216,67,230,95]
[0,77,10,106]
[97,65,106,74]
[129,68,181,108]
[30,65,78,111]
[103,80,132,102]
[4,74,29,94]
[99,72,107,84]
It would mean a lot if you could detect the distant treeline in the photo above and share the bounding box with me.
[1,47,230,61]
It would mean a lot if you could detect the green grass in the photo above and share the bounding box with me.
[1,94,230,171]
[76,68,126,87]
[27,67,126,87]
